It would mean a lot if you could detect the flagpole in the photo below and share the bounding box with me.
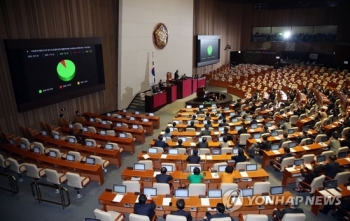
[152,52,155,85]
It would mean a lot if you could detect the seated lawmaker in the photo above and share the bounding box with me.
[175,139,185,148]
[278,133,290,147]
[134,194,156,221]
[155,167,173,186]
[270,147,293,170]
[219,136,230,148]
[197,137,208,148]
[204,203,234,221]
[187,121,196,130]
[163,127,172,138]
[294,164,321,192]
[327,132,340,153]
[219,165,235,183]
[231,148,247,163]
[220,127,233,141]
[187,167,204,184]
[199,125,211,136]
[272,198,303,221]
[321,155,342,179]
[219,119,229,127]
[186,149,200,164]
[154,135,168,150]
[164,199,192,221]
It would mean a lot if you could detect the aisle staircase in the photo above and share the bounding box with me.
[127,90,151,113]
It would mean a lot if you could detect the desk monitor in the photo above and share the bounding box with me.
[218,119,223,124]
[235,126,242,131]
[116,123,122,127]
[48,150,57,158]
[66,154,75,162]
[245,117,252,121]
[294,159,304,166]
[148,148,158,154]
[270,186,284,195]
[54,134,60,140]
[190,166,201,173]
[178,137,186,142]
[305,139,313,145]
[253,133,261,139]
[186,105,192,108]
[212,109,217,113]
[241,188,254,197]
[20,143,27,150]
[257,115,263,119]
[105,143,113,150]
[251,124,257,129]
[69,124,74,129]
[135,111,140,114]
[107,113,111,116]
[86,141,94,147]
[174,189,189,198]
[198,137,203,142]
[132,125,139,129]
[68,137,76,143]
[232,148,239,155]
[200,128,205,131]
[143,118,149,122]
[241,111,246,116]
[86,157,96,165]
[83,127,88,132]
[246,164,257,171]
[162,137,167,142]
[173,120,180,125]
[212,149,221,155]
[168,149,178,155]
[271,131,278,137]
[219,137,224,142]
[338,151,347,159]
[90,118,95,122]
[85,218,101,221]
[199,105,204,108]
[144,187,157,196]
[324,180,338,189]
[130,117,135,121]
[288,142,297,148]
[232,118,238,122]
[169,128,174,132]
[102,120,107,125]
[113,184,126,194]
[265,123,272,127]
[117,115,122,119]
[33,146,41,154]
[288,129,295,134]
[134,163,145,171]
[211,104,216,107]
[320,136,328,142]
[208,189,222,198]
[191,149,200,155]
[271,144,279,150]
[100,130,107,135]
[218,127,225,132]
[162,164,174,172]
[224,107,229,111]
[42,131,48,136]
[119,133,126,138]
[302,125,309,131]
[230,112,235,117]
[316,155,326,162]
[218,165,226,172]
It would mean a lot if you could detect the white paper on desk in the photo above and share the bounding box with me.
[142,154,150,159]
[160,131,165,135]
[135,195,140,203]
[196,132,200,136]
[240,172,249,177]
[273,150,280,154]
[305,164,312,170]
[161,154,167,159]
[200,154,206,159]
[112,194,124,202]
[162,198,172,206]
[285,167,296,172]
[190,142,196,146]
[250,129,255,132]
[331,125,336,128]
[228,141,234,146]
[274,136,281,140]
[327,188,342,197]
[211,173,219,178]
[201,198,210,206]
[319,190,332,197]
[347,186,350,191]
[131,177,141,181]
[302,146,310,150]
[167,124,172,127]
[345,158,350,162]
[214,132,219,135]
[153,171,161,177]
[232,197,242,206]
[255,139,261,143]
[290,148,296,152]
[206,155,213,160]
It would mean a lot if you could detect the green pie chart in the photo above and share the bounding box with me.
[57,60,76,81]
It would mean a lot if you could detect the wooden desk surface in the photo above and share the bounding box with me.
[149,140,234,148]
[34,134,122,167]
[137,152,237,162]
[1,143,104,184]
[61,127,135,154]
[114,110,160,128]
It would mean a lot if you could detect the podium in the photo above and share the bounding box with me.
[176,78,192,99]
[145,91,167,112]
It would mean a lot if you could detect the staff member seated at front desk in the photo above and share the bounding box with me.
[134,194,156,221]
[270,147,293,171]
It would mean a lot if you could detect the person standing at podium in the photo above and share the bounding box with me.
[174,70,179,80]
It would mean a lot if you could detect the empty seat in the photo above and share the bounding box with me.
[301,154,315,164]
[138,160,153,170]
[188,183,206,196]
[0,154,10,170]
[281,213,306,221]
[253,182,271,195]
[235,162,250,170]
[7,158,26,182]
[123,180,141,193]
[45,168,67,193]
[153,183,170,195]
[89,155,110,172]
[94,208,124,221]
[88,126,97,133]
[24,163,45,180]
[66,172,90,198]
[166,214,187,221]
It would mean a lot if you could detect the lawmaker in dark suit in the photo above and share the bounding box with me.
[155,167,173,186]
[187,121,196,130]
[220,127,233,141]
[219,119,229,127]
[174,139,185,149]
[278,133,290,147]
[205,203,234,221]
[154,135,168,150]
[341,133,350,148]
[273,199,303,221]
[186,149,200,164]
[134,194,156,221]
[164,199,192,221]
[231,148,247,163]
[270,147,293,169]
[199,125,211,136]
[174,70,179,80]
[238,124,247,135]
[197,137,208,148]
[321,155,342,179]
